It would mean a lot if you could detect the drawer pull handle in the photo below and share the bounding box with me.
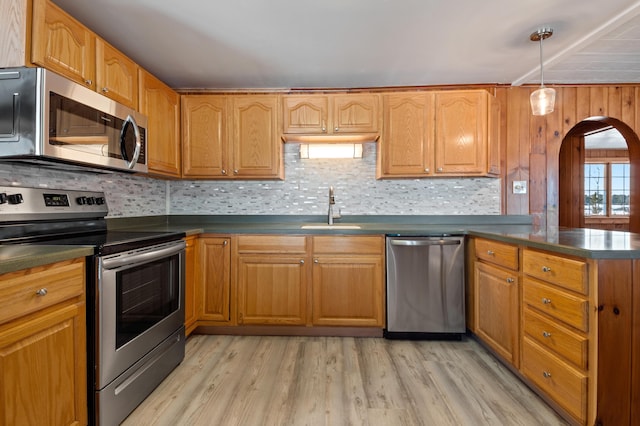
[506,277,514,283]
[543,371,552,378]
[487,250,495,256]
[35,288,48,296]
[542,331,552,338]
[542,266,552,272]
[542,298,552,305]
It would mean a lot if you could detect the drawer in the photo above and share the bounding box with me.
[475,238,519,270]
[0,258,85,325]
[523,278,589,332]
[524,307,588,370]
[236,235,307,254]
[522,337,587,424]
[523,249,587,295]
[312,235,383,255]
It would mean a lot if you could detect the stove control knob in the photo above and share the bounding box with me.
[95,196,106,205]
[76,196,88,205]
[0,193,7,204]
[86,197,96,205]
[8,193,23,204]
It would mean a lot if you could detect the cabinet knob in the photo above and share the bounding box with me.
[542,331,552,338]
[35,288,48,296]
[542,297,552,305]
[314,258,319,264]
[542,266,552,273]
[85,79,92,86]
[506,277,514,283]
[437,167,443,173]
[322,120,327,132]
[487,250,495,256]
[424,168,430,173]
[102,87,109,93]
[233,169,239,175]
[223,240,228,246]
[300,259,305,264]
[221,169,227,175]
[543,371,552,378]
[334,127,339,132]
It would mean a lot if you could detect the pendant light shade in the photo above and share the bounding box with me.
[530,28,555,116]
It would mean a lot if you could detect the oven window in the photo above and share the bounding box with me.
[115,254,180,349]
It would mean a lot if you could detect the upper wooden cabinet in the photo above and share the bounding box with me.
[282,93,380,135]
[378,90,500,178]
[182,94,283,179]
[31,0,96,89]
[139,68,181,177]
[96,39,138,108]
[31,0,139,108]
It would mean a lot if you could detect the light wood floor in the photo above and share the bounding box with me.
[122,335,568,426]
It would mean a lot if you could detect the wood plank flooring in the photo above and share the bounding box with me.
[122,335,568,426]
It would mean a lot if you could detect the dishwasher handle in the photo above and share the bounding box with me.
[389,238,461,246]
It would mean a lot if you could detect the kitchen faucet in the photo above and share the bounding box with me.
[328,186,341,225]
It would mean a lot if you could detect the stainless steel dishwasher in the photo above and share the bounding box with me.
[385,235,465,339]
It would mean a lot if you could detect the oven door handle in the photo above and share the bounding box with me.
[101,240,185,270]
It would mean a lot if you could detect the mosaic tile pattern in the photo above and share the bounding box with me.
[0,144,501,217]
[0,163,167,217]
[170,143,501,215]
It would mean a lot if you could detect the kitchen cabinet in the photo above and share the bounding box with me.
[0,258,87,426]
[95,39,138,108]
[183,236,197,335]
[282,93,380,135]
[197,236,232,325]
[378,90,499,178]
[521,248,590,424]
[31,0,96,89]
[139,68,181,177]
[472,238,520,367]
[182,94,283,179]
[31,0,141,109]
[236,235,308,325]
[311,236,384,327]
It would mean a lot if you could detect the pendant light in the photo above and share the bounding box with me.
[529,27,555,116]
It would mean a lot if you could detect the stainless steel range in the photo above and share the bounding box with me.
[0,186,185,426]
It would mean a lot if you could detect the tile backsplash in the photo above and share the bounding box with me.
[0,143,501,217]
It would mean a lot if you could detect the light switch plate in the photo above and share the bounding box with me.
[513,180,527,194]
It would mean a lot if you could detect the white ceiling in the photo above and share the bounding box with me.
[53,0,640,90]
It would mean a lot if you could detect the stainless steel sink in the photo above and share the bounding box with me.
[300,224,362,230]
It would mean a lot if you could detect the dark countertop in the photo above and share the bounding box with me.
[3,214,640,274]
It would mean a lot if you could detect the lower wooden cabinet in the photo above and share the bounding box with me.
[311,235,384,327]
[197,236,232,325]
[237,255,308,325]
[0,258,87,426]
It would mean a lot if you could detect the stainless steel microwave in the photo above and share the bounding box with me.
[0,67,147,173]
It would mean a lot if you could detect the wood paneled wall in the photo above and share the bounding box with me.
[498,85,640,231]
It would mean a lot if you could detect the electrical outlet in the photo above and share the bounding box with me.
[513,181,527,194]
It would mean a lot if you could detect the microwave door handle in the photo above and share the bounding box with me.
[101,241,185,270]
[120,115,141,169]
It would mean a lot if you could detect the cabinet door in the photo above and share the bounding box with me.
[0,302,87,426]
[237,255,307,325]
[231,95,283,179]
[182,95,228,178]
[434,91,487,175]
[474,261,519,366]
[31,0,95,89]
[139,69,181,177]
[197,237,231,323]
[312,255,384,326]
[332,94,380,133]
[282,95,328,134]
[379,93,434,177]
[95,39,138,108]
[183,236,197,334]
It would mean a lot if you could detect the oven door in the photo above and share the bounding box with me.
[96,239,185,389]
